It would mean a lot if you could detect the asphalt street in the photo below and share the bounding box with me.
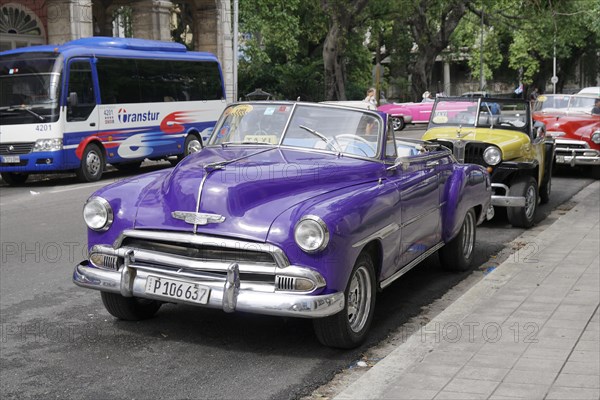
[0,126,595,399]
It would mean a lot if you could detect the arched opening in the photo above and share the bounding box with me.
[0,3,46,51]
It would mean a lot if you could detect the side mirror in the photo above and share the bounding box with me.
[388,156,411,171]
[68,92,78,106]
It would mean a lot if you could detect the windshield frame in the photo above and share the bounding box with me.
[428,97,531,134]
[534,94,599,115]
[207,102,386,161]
[0,52,63,125]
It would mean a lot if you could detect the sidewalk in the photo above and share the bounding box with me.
[336,181,600,400]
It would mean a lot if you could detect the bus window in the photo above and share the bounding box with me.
[66,60,96,122]
[171,61,223,101]
[136,59,178,103]
[96,58,140,104]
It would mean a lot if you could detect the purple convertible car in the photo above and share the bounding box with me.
[73,102,491,348]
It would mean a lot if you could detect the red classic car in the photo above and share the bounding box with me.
[378,99,472,131]
[533,94,600,178]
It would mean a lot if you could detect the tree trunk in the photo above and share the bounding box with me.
[321,0,369,100]
[323,21,346,100]
[408,0,471,101]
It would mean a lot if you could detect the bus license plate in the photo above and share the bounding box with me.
[1,155,20,163]
[145,276,210,304]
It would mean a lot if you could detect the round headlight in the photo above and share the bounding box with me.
[592,131,600,144]
[294,216,329,253]
[83,196,113,231]
[483,146,502,166]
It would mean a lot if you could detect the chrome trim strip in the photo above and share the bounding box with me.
[554,138,590,148]
[380,242,444,289]
[114,230,290,268]
[352,223,400,248]
[73,262,345,318]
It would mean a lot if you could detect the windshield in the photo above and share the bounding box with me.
[0,52,62,125]
[209,103,382,159]
[534,94,598,115]
[429,98,529,134]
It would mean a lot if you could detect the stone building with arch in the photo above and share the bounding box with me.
[0,0,235,99]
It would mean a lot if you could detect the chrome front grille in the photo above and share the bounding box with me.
[121,237,277,266]
[0,142,35,155]
[91,230,324,294]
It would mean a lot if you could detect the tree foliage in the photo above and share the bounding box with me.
[235,0,599,101]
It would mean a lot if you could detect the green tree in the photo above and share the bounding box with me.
[406,0,472,100]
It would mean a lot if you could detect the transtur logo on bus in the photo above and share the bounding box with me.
[117,109,160,123]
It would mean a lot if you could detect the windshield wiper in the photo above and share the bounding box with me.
[298,125,342,154]
[3,105,45,122]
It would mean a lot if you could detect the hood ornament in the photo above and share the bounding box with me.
[172,211,225,226]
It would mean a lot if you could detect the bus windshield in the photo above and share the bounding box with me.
[0,52,62,125]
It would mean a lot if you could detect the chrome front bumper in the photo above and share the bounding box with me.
[491,183,526,207]
[555,139,600,167]
[73,252,345,319]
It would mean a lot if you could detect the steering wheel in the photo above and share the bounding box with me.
[334,134,376,156]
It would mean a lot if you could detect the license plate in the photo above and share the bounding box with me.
[556,155,565,163]
[1,155,20,163]
[145,275,210,304]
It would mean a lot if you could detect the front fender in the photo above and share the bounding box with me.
[86,168,173,250]
[267,179,399,293]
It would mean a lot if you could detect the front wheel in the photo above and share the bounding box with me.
[1,172,29,186]
[392,116,406,131]
[507,176,538,228]
[439,208,476,271]
[183,134,202,157]
[313,253,376,348]
[101,292,162,321]
[76,143,104,182]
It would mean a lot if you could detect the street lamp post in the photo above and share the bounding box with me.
[233,0,239,101]
[480,6,484,91]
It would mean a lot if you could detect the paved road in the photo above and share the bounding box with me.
[0,131,595,399]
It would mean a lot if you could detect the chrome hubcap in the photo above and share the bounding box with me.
[461,212,475,259]
[347,265,372,333]
[525,186,536,219]
[86,151,101,175]
[187,139,201,154]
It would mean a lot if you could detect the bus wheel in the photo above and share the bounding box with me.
[1,172,29,186]
[76,143,105,182]
[184,134,202,157]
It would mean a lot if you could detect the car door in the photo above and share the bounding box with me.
[384,135,443,274]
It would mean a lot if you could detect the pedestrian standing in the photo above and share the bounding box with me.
[364,87,377,107]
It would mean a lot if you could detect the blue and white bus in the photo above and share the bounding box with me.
[0,37,226,185]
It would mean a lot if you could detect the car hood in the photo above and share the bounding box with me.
[535,113,600,143]
[423,127,531,160]
[134,146,382,242]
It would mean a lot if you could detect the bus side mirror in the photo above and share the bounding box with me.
[68,92,78,106]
